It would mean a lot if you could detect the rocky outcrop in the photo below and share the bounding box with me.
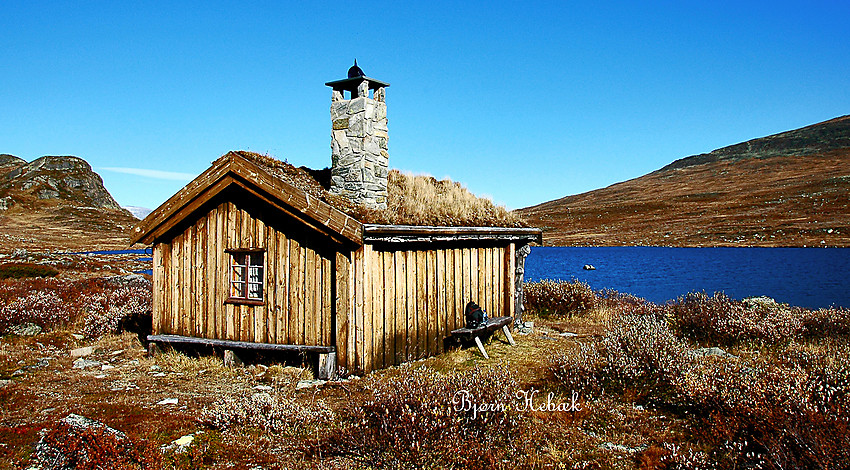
[0,154,26,175]
[0,155,123,210]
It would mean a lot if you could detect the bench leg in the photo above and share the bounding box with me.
[474,336,490,359]
[502,325,516,346]
[223,349,243,368]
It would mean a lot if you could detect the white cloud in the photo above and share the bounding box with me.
[100,167,196,181]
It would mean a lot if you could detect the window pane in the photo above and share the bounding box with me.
[229,251,263,301]
[248,282,263,299]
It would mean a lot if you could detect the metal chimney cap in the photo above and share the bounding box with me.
[347,59,365,78]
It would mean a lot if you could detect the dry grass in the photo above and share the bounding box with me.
[235,151,527,228]
[358,170,526,227]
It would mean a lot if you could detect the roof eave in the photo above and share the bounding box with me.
[130,153,364,246]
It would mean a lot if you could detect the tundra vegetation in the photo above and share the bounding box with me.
[1,262,848,468]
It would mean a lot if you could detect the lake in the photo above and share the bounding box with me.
[524,247,850,309]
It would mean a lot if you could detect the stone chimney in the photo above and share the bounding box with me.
[325,61,390,210]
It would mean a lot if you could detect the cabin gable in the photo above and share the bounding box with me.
[152,191,346,351]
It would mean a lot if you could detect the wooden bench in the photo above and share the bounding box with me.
[449,316,516,359]
[147,334,337,379]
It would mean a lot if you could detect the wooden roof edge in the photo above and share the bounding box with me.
[229,157,363,244]
[362,224,542,244]
[130,152,364,246]
[129,156,235,245]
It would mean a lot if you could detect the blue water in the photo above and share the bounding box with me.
[525,247,850,309]
[63,249,154,275]
[68,248,152,255]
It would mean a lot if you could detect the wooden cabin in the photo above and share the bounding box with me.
[131,65,541,376]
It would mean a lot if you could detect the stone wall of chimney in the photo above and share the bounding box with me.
[329,82,389,210]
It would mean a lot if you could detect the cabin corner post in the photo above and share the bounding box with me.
[514,243,532,327]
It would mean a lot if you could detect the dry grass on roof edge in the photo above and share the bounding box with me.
[225,151,528,228]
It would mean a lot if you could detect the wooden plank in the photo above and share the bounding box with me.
[215,203,226,340]
[195,214,206,338]
[335,251,350,373]
[427,249,437,356]
[435,249,445,354]
[275,232,287,344]
[204,210,215,339]
[148,334,334,353]
[225,203,236,340]
[445,248,456,336]
[322,254,332,346]
[238,207,250,342]
[404,250,416,361]
[304,247,317,345]
[486,247,493,316]
[468,247,477,305]
[372,249,385,369]
[506,243,516,319]
[288,236,301,344]
[353,247,365,373]
[371,245,383,369]
[264,220,275,344]
[416,250,427,358]
[382,251,394,368]
[480,248,488,314]
[151,243,163,335]
[498,246,506,317]
[361,244,374,372]
[263,222,274,344]
[393,250,405,365]
[312,249,323,346]
[181,225,192,337]
[346,249,356,373]
[256,216,266,348]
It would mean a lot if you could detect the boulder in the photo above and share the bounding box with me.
[6,323,41,336]
[72,358,101,369]
[32,414,129,470]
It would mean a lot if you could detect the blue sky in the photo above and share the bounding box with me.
[2,1,848,211]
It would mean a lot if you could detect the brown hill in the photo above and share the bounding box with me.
[0,155,138,252]
[520,116,850,247]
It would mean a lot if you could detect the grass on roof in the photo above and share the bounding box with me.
[229,151,527,228]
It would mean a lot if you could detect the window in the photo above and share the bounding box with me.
[226,249,264,305]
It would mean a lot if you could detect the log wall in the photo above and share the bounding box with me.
[150,195,521,375]
[152,200,337,348]
[346,243,516,373]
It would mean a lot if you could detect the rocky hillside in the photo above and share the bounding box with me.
[0,155,139,252]
[521,116,850,247]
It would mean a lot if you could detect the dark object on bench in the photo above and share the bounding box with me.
[147,334,337,379]
[450,316,516,359]
[464,301,487,329]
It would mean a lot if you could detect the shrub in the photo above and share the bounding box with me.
[34,414,160,470]
[668,292,805,346]
[551,313,688,403]
[0,262,60,279]
[0,289,69,331]
[321,365,521,469]
[0,277,151,336]
[202,392,334,436]
[81,281,152,338]
[803,306,850,339]
[524,280,598,317]
[549,308,850,469]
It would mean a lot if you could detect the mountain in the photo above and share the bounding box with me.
[520,116,850,247]
[0,155,138,252]
[123,206,152,220]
